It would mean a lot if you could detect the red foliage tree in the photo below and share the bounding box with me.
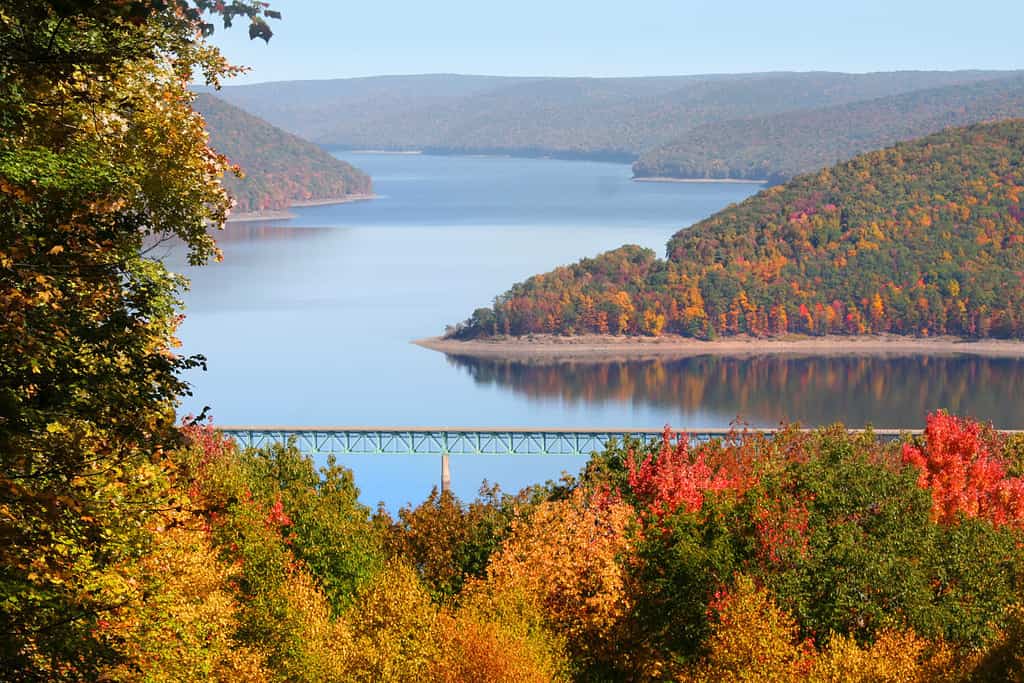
[627,427,753,519]
[902,412,1024,527]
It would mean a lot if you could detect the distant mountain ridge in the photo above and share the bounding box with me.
[208,71,1022,172]
[193,93,372,214]
[634,76,1024,182]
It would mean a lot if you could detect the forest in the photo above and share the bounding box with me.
[194,93,372,213]
[453,120,1024,341]
[210,71,1022,163]
[634,76,1024,182]
[19,412,1024,681]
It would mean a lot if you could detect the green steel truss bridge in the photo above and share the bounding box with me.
[220,426,911,457]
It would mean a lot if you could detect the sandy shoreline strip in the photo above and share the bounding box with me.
[346,149,423,155]
[226,194,378,223]
[633,176,766,185]
[414,334,1024,362]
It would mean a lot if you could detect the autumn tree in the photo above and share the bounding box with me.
[0,2,277,677]
[482,487,637,677]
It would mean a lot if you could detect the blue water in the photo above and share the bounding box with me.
[163,153,1024,509]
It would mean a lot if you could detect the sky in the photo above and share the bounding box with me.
[209,0,1024,84]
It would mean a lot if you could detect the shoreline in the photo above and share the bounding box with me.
[633,176,767,185]
[346,149,423,155]
[414,334,1024,362]
[226,193,378,223]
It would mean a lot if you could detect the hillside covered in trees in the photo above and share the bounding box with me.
[210,71,1020,163]
[634,76,1024,182]
[194,93,372,213]
[452,120,1024,341]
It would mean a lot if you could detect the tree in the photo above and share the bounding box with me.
[0,2,277,677]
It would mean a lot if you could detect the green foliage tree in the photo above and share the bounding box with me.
[618,424,1024,673]
[235,442,384,613]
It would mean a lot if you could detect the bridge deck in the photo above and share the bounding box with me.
[219,426,915,457]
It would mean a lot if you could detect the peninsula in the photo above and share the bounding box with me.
[194,93,373,217]
[438,120,1024,350]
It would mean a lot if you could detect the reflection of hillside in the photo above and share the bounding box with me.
[218,224,334,243]
[445,354,1024,428]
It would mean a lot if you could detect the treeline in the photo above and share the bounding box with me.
[210,71,1020,163]
[194,93,372,213]
[25,412,1024,680]
[454,120,1024,340]
[634,76,1024,182]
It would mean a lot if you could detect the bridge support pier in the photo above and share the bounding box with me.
[441,453,451,494]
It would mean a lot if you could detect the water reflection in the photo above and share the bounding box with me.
[444,354,1024,428]
[215,222,336,242]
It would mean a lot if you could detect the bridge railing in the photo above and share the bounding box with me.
[219,426,913,457]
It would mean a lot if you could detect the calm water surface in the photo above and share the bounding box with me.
[166,153,1024,508]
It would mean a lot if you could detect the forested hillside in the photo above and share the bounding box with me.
[194,93,372,213]
[452,120,1024,340]
[635,76,1024,182]
[210,71,1018,160]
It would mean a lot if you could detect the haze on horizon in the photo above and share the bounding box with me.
[211,0,1024,85]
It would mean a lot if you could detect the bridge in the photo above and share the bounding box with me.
[219,426,912,457]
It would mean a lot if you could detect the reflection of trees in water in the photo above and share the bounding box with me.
[445,354,1024,427]
[218,224,332,242]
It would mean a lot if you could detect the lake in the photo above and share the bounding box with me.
[165,153,1024,508]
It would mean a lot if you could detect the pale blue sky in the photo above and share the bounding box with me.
[211,0,1023,83]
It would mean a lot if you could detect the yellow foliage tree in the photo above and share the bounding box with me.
[482,489,636,671]
[343,561,440,682]
[99,525,270,683]
[268,568,355,683]
[683,575,811,683]
[810,629,958,682]
[642,308,667,336]
[612,291,635,334]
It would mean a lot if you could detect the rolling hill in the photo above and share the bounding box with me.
[634,76,1024,182]
[451,120,1024,341]
[193,93,372,213]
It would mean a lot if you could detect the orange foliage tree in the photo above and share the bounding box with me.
[482,487,637,674]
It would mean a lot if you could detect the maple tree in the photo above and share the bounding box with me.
[381,485,517,601]
[902,411,1024,527]
[54,415,1024,680]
